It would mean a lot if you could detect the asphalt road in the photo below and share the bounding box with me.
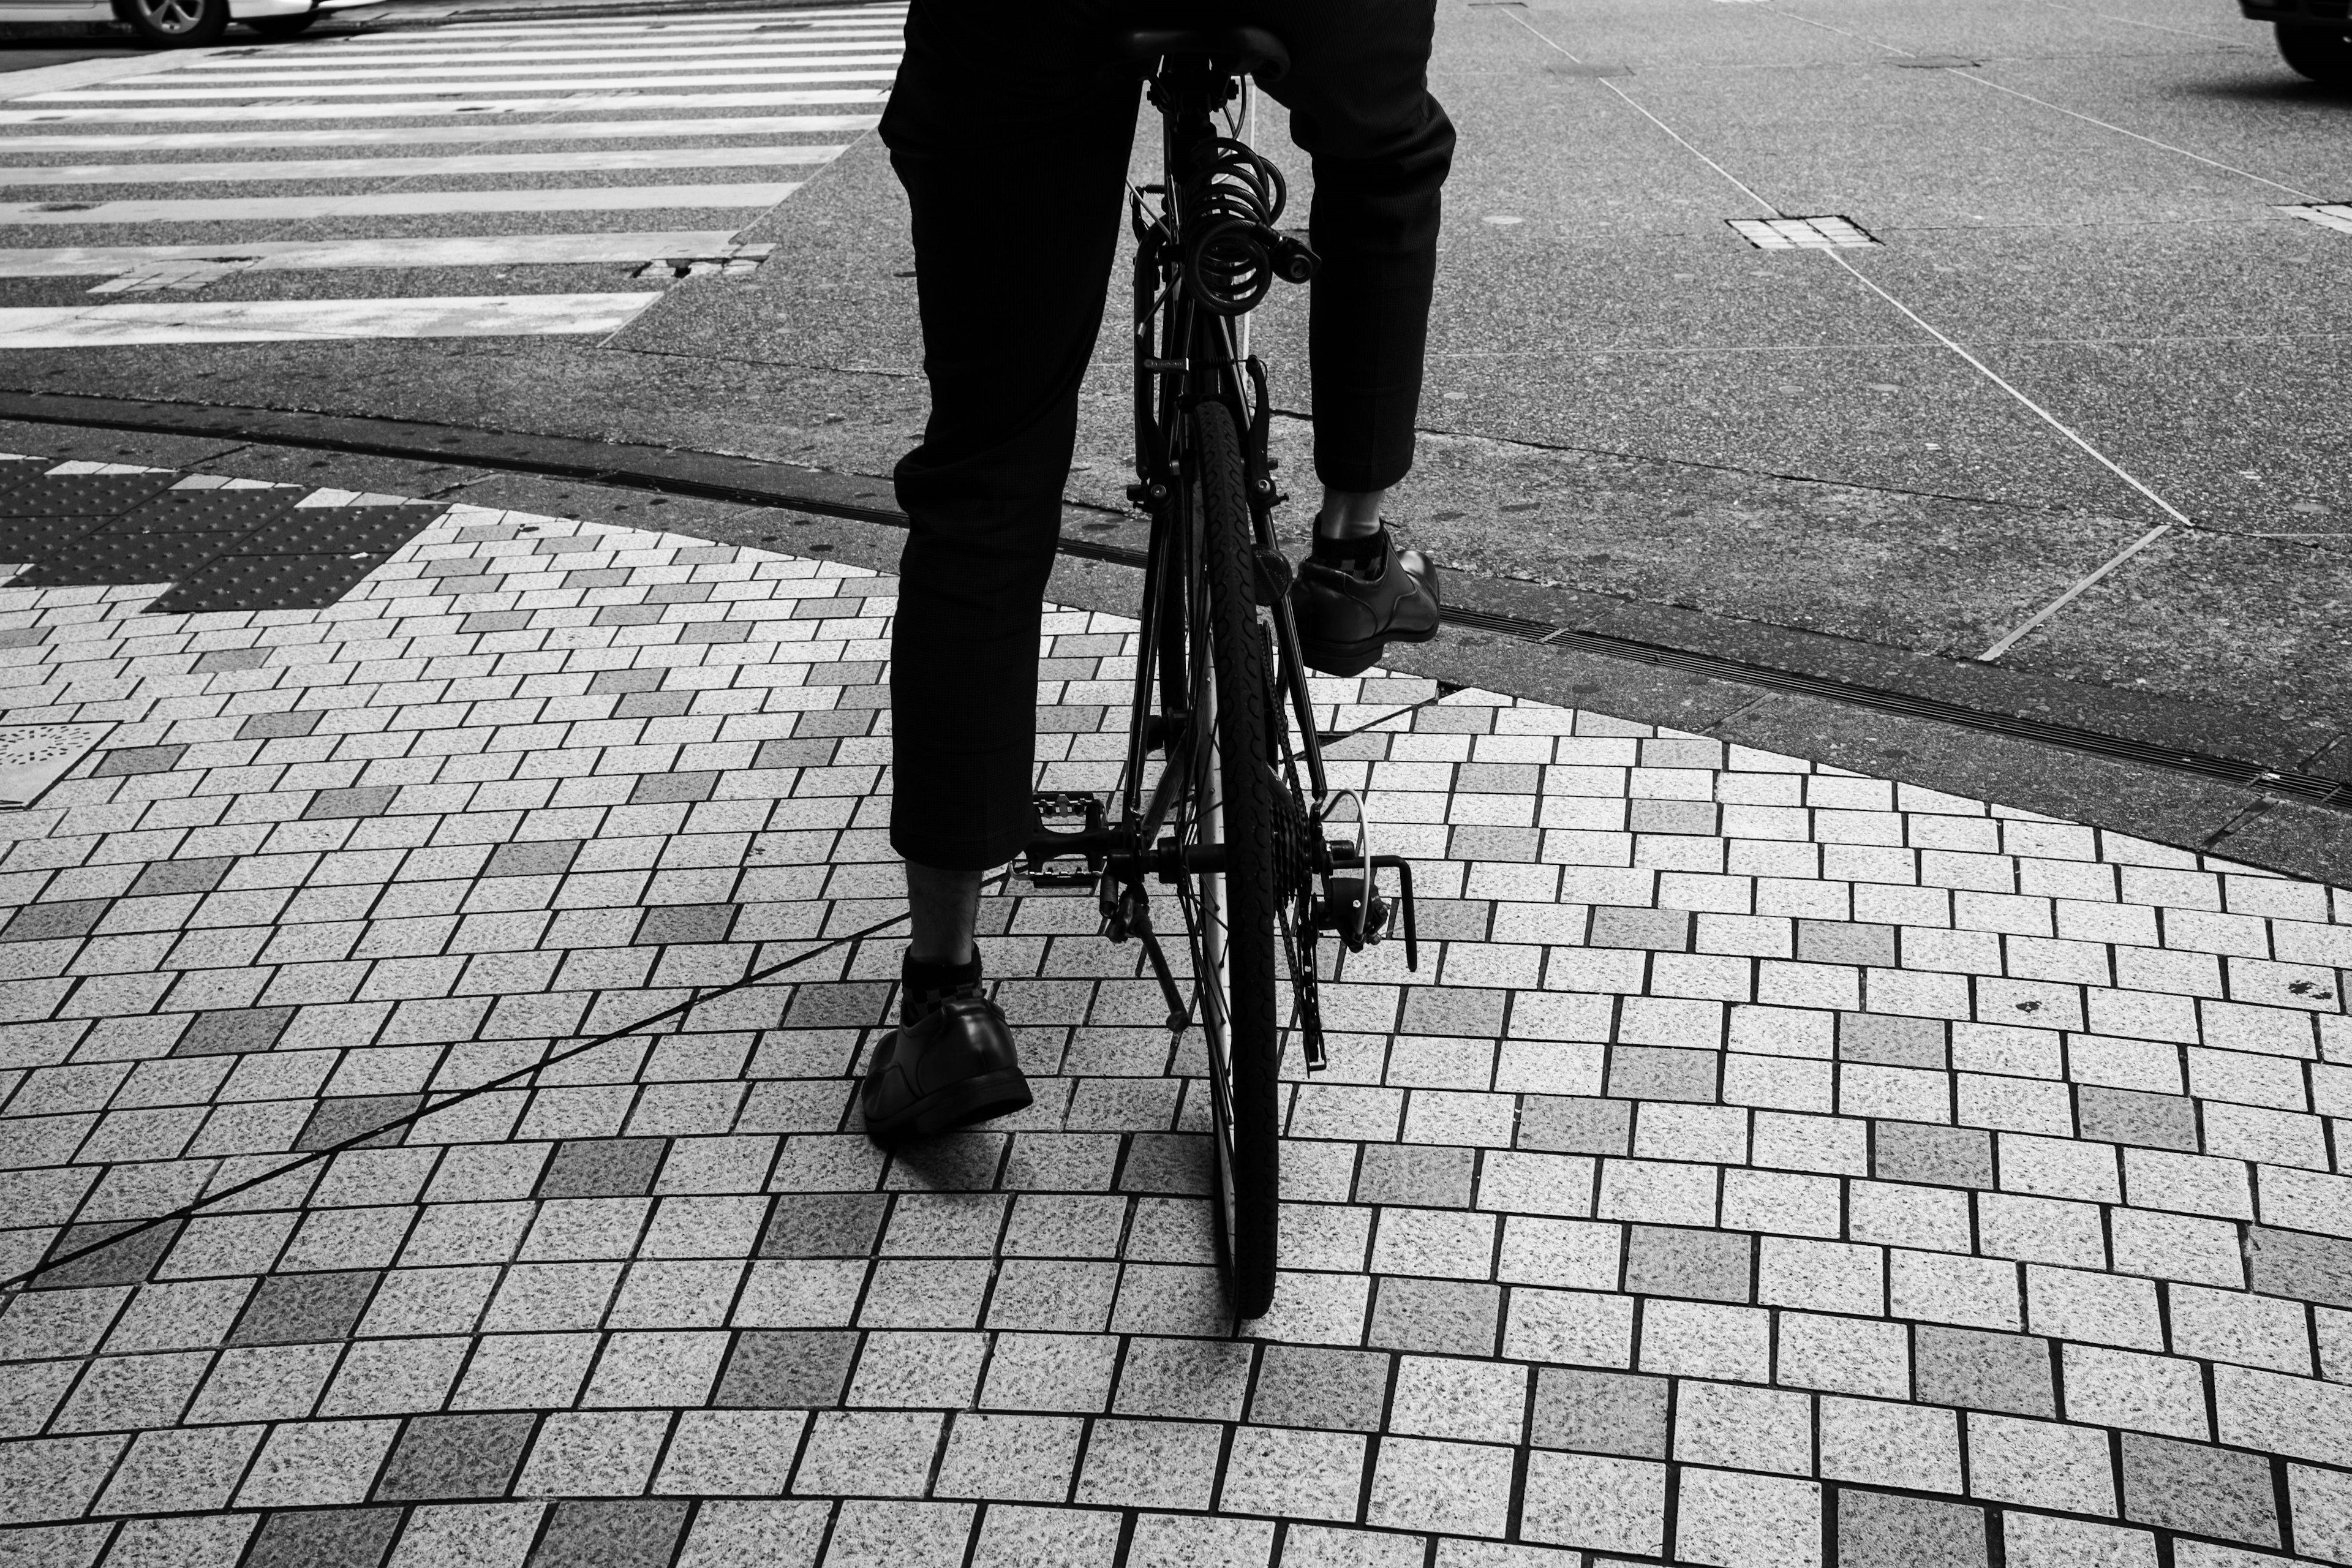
[0,0,2345,760]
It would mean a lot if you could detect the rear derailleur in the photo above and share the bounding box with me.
[1017,789,1419,1074]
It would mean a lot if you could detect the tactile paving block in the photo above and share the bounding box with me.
[0,516,106,566]
[105,486,303,535]
[0,470,179,518]
[241,503,447,556]
[153,551,386,614]
[14,530,227,586]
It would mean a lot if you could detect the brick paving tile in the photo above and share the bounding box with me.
[0,476,2345,1568]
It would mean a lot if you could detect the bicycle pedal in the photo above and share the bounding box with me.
[1022,793,1110,891]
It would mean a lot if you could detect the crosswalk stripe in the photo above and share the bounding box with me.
[184,42,903,66]
[0,116,881,152]
[36,70,902,99]
[170,52,903,79]
[0,293,660,346]
[369,10,904,25]
[299,18,904,40]
[0,145,846,185]
[0,4,905,348]
[353,11,904,33]
[0,232,756,278]
[0,183,801,224]
[0,91,887,124]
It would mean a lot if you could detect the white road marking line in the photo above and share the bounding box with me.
[184,42,903,66]
[1817,249,2195,660]
[36,70,901,100]
[0,292,660,346]
[0,145,845,186]
[332,24,907,43]
[1944,75,2321,203]
[162,53,902,81]
[391,12,903,33]
[0,115,880,151]
[1972,522,2176,663]
[1758,2,2321,204]
[0,91,887,124]
[0,46,227,106]
[0,183,801,223]
[0,230,756,278]
[1498,3,2199,664]
[2286,204,2352,236]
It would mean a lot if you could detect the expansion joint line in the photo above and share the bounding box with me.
[1496,2,2199,664]
[0,874,1006,1298]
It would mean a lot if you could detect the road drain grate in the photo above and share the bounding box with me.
[2282,204,2352,236]
[1729,216,1880,250]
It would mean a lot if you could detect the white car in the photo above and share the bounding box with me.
[0,0,379,47]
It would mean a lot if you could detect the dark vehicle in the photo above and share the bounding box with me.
[2242,0,2352,83]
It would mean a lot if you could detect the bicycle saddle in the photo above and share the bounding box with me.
[1112,24,1291,83]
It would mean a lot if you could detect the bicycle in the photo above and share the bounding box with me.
[1021,24,1422,1320]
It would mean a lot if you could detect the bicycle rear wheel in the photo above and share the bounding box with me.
[1182,398,1282,1320]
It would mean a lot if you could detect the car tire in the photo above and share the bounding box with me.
[2277,21,2352,85]
[120,0,229,46]
[247,9,316,33]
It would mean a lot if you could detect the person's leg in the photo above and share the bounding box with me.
[881,0,1138,935]
[1243,0,1451,672]
[864,1,1136,1139]
[1256,0,1453,503]
[905,862,981,968]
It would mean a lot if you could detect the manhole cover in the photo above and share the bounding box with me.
[2282,203,2352,235]
[0,723,110,809]
[1728,216,1879,250]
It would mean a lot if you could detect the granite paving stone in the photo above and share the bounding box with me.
[0,477,2342,1568]
[241,1506,404,1568]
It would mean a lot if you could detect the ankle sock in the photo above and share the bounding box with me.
[1312,523,1388,577]
[902,950,984,1023]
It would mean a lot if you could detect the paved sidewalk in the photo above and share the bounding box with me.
[1,443,2350,1568]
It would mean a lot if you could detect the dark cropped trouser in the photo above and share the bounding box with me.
[880,1,1454,870]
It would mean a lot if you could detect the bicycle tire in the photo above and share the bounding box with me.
[1186,398,1282,1319]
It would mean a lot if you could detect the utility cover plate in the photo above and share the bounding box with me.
[1728,215,1879,249]
[0,722,110,810]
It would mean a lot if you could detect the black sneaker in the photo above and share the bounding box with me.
[861,957,1032,1144]
[1289,525,1442,677]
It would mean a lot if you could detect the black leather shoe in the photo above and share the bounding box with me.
[1289,530,1442,677]
[862,989,1032,1144]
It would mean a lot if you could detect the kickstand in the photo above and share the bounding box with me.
[1127,900,1193,1033]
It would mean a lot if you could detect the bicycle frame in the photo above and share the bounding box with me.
[1122,63,1327,840]
[1023,47,1421,1063]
